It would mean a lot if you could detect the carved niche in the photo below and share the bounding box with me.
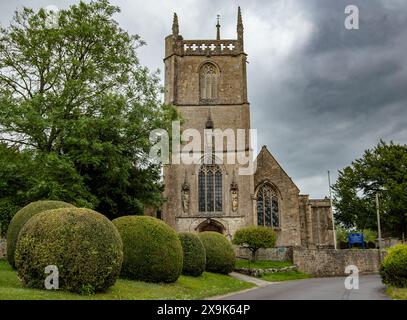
[230,179,238,212]
[181,174,190,213]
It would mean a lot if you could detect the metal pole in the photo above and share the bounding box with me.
[376,192,382,250]
[328,170,337,249]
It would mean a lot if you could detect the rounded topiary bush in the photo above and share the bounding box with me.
[113,216,183,283]
[199,232,235,274]
[178,232,206,277]
[7,200,75,268]
[380,244,407,288]
[15,208,123,293]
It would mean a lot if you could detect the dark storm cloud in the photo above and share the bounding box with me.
[248,0,407,196]
[1,0,406,197]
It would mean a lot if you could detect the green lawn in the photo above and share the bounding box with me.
[0,259,254,300]
[261,270,311,282]
[235,259,293,269]
[386,286,407,300]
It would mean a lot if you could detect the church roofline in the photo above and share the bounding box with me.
[166,8,245,58]
[256,145,300,192]
[169,102,250,107]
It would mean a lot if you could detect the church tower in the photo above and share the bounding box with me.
[162,8,255,238]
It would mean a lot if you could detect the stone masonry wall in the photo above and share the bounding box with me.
[254,147,302,247]
[162,21,254,235]
[235,246,294,262]
[0,237,6,259]
[293,248,387,276]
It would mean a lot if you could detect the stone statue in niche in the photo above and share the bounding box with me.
[231,177,238,212]
[182,189,189,212]
[182,173,190,213]
[231,189,238,212]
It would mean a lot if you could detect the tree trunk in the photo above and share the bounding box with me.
[250,249,257,262]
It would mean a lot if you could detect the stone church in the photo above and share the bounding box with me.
[160,8,334,248]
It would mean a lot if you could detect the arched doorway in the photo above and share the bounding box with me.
[196,218,225,234]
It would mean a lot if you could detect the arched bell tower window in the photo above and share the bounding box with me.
[200,63,219,101]
[256,184,280,228]
[198,164,222,212]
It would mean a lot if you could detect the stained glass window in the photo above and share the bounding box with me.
[207,171,214,212]
[215,170,222,211]
[198,170,206,212]
[198,164,222,212]
[257,193,263,225]
[265,190,271,227]
[256,184,280,228]
[272,194,279,227]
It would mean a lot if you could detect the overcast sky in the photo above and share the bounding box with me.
[1,0,406,198]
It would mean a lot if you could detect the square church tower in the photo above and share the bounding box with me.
[162,8,256,238]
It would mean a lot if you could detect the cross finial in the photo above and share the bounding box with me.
[216,14,221,40]
[172,12,179,37]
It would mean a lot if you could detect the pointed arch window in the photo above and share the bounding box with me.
[198,164,222,212]
[256,184,280,228]
[200,63,219,101]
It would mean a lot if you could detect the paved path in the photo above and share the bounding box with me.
[220,274,389,300]
[229,272,271,287]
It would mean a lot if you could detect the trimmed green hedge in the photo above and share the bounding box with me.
[113,216,183,283]
[6,200,75,268]
[199,232,235,274]
[15,207,123,293]
[380,244,407,288]
[179,232,206,277]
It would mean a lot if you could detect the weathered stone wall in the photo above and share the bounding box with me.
[254,147,302,247]
[293,248,386,276]
[235,246,294,262]
[0,237,6,259]
[309,199,334,248]
[176,216,248,238]
[162,17,254,235]
[162,154,255,234]
[165,55,248,105]
[298,196,311,247]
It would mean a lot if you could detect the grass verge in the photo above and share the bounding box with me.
[261,270,311,282]
[235,259,293,269]
[385,286,407,300]
[0,259,254,300]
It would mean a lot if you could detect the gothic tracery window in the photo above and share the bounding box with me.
[256,184,280,228]
[200,63,219,101]
[198,164,222,212]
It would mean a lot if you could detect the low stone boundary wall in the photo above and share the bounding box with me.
[235,246,293,262]
[293,248,387,276]
[0,237,6,259]
[235,265,297,277]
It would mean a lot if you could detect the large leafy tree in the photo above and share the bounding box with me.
[0,144,33,234]
[332,141,407,239]
[0,0,177,228]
